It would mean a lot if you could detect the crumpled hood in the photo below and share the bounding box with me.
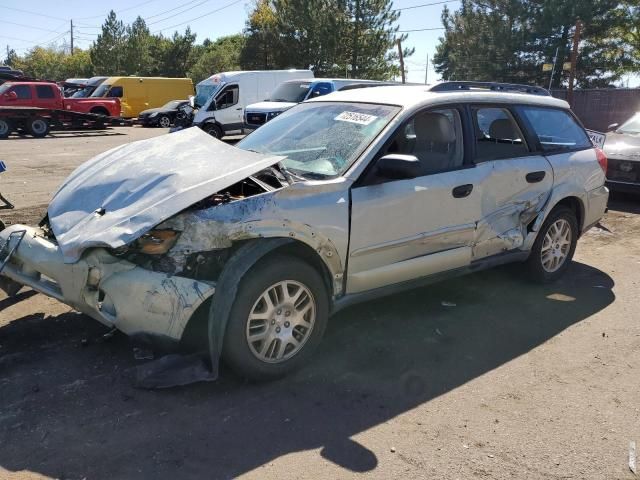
[245,101,297,113]
[48,127,284,263]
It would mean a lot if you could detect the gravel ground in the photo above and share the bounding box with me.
[0,127,639,480]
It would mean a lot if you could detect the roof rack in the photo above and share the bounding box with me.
[429,81,550,96]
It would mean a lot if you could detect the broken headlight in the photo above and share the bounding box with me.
[137,229,180,255]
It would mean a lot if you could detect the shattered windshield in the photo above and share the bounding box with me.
[618,113,640,134]
[194,83,220,108]
[71,86,93,98]
[237,102,400,178]
[91,84,111,97]
[268,81,312,102]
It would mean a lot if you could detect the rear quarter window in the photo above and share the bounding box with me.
[36,85,55,99]
[520,106,591,152]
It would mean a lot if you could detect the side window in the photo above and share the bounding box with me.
[214,85,239,110]
[384,108,464,176]
[309,82,332,98]
[12,85,32,99]
[107,86,123,98]
[36,85,55,99]
[473,107,528,161]
[519,106,591,152]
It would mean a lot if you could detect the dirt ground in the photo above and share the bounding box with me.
[0,127,639,480]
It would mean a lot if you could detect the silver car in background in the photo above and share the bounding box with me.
[603,113,640,194]
[0,82,609,381]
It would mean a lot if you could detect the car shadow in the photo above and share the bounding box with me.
[608,191,640,214]
[0,261,614,479]
[8,129,126,140]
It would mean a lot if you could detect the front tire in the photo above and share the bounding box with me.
[202,123,223,139]
[0,118,11,139]
[157,114,171,128]
[526,206,578,283]
[222,255,329,381]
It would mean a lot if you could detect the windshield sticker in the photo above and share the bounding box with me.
[335,111,378,125]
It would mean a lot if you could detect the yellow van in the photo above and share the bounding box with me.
[90,77,194,118]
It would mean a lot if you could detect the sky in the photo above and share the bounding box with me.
[0,0,638,87]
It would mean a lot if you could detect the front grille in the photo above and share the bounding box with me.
[607,158,640,183]
[245,112,267,126]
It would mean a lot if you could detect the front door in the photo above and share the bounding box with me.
[213,83,242,133]
[347,107,490,294]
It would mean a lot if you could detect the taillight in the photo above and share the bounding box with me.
[595,147,608,174]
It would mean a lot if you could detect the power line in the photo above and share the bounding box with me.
[0,5,66,21]
[146,0,210,22]
[75,0,162,20]
[2,20,66,33]
[398,27,445,32]
[395,0,457,11]
[152,0,243,33]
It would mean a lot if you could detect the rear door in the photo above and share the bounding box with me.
[34,84,59,109]
[469,105,554,259]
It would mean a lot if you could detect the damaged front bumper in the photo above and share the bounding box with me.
[0,225,216,342]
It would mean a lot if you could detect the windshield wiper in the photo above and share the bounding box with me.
[276,162,307,183]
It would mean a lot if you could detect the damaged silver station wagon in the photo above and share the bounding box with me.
[0,81,609,380]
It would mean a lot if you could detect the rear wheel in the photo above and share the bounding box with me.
[27,117,50,138]
[526,206,578,283]
[0,118,11,139]
[157,114,171,128]
[203,123,223,139]
[222,255,329,381]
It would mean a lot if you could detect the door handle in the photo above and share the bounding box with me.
[236,107,243,110]
[526,171,546,183]
[452,184,473,198]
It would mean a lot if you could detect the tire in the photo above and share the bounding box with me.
[525,206,578,283]
[157,114,171,128]
[202,123,223,139]
[0,118,11,139]
[27,117,50,138]
[222,255,329,381]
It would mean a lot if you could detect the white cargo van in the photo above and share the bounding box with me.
[192,70,314,138]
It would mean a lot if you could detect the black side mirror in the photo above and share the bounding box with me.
[377,154,421,180]
[607,123,619,132]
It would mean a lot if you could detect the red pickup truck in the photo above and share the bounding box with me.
[0,81,120,117]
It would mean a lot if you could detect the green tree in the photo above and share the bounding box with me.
[190,34,245,82]
[11,47,93,80]
[240,0,283,69]
[90,10,127,75]
[124,16,152,75]
[159,28,197,77]
[3,48,19,68]
[434,0,634,88]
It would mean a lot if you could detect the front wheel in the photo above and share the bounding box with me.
[202,123,223,139]
[526,206,578,283]
[157,114,171,128]
[0,118,11,139]
[222,255,329,381]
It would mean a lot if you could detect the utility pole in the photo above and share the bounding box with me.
[548,46,559,90]
[424,53,429,84]
[70,19,74,55]
[567,19,582,107]
[397,39,405,84]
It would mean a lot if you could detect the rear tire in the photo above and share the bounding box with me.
[525,206,578,283]
[0,118,11,139]
[222,255,329,381]
[27,117,50,138]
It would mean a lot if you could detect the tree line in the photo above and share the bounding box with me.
[2,0,639,88]
[433,0,639,88]
[3,0,408,84]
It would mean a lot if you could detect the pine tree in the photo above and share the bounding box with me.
[90,11,127,75]
[124,16,152,75]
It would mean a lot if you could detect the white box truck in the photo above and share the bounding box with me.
[192,70,314,138]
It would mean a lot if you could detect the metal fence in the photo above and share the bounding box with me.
[551,88,640,132]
